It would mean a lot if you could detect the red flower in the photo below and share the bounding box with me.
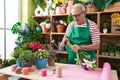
[28,42,45,52]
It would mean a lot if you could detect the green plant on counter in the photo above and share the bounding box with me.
[2,58,16,68]
[19,50,34,63]
[34,49,49,59]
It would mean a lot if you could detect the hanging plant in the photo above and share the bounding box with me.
[33,0,46,10]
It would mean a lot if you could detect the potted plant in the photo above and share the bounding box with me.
[102,22,110,33]
[11,48,23,67]
[45,19,51,29]
[19,50,34,67]
[115,47,120,57]
[46,44,57,66]
[34,49,50,69]
[54,20,67,33]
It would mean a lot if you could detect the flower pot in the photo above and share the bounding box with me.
[103,28,108,33]
[48,56,56,66]
[46,23,51,29]
[50,10,55,15]
[34,5,43,16]
[56,6,63,15]
[35,58,48,69]
[41,26,49,33]
[16,60,22,67]
[22,61,32,67]
[56,25,65,33]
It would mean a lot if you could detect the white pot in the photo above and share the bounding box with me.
[50,10,55,15]
[34,5,43,16]
[46,23,51,29]
[103,28,108,33]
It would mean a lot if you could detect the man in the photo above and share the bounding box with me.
[60,3,100,64]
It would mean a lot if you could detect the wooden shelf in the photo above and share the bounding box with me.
[32,11,120,68]
[42,33,50,35]
[98,55,120,59]
[56,51,67,54]
[100,33,120,36]
[51,32,65,35]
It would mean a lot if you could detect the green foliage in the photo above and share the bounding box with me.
[2,58,16,68]
[34,49,49,59]
[19,50,34,62]
[11,48,23,59]
[103,22,110,29]
[32,0,46,10]
[93,0,119,11]
[28,19,39,26]
[45,19,50,24]
[11,20,44,49]
[67,14,74,24]
[11,22,21,34]
[74,0,84,4]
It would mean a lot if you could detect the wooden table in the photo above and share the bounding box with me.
[0,63,118,80]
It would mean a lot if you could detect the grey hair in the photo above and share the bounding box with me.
[72,3,85,12]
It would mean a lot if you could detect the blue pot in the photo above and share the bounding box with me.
[16,60,22,67]
[35,58,48,69]
[22,61,32,67]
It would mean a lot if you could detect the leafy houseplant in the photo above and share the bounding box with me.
[19,50,34,67]
[11,21,44,49]
[34,49,50,69]
[102,22,110,33]
[34,49,49,59]
[11,48,22,60]
[47,48,57,66]
[45,19,51,29]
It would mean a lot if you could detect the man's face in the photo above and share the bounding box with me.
[71,8,85,22]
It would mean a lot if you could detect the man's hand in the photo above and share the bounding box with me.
[60,36,68,48]
[72,45,80,53]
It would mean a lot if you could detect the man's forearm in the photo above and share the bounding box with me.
[80,43,100,51]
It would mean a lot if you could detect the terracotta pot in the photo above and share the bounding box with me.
[56,25,65,33]
[48,56,56,66]
[56,6,63,15]
[41,26,49,33]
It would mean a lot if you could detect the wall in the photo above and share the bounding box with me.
[21,0,36,23]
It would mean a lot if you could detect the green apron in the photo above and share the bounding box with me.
[67,19,96,64]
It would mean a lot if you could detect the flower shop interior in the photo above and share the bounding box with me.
[0,0,120,80]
